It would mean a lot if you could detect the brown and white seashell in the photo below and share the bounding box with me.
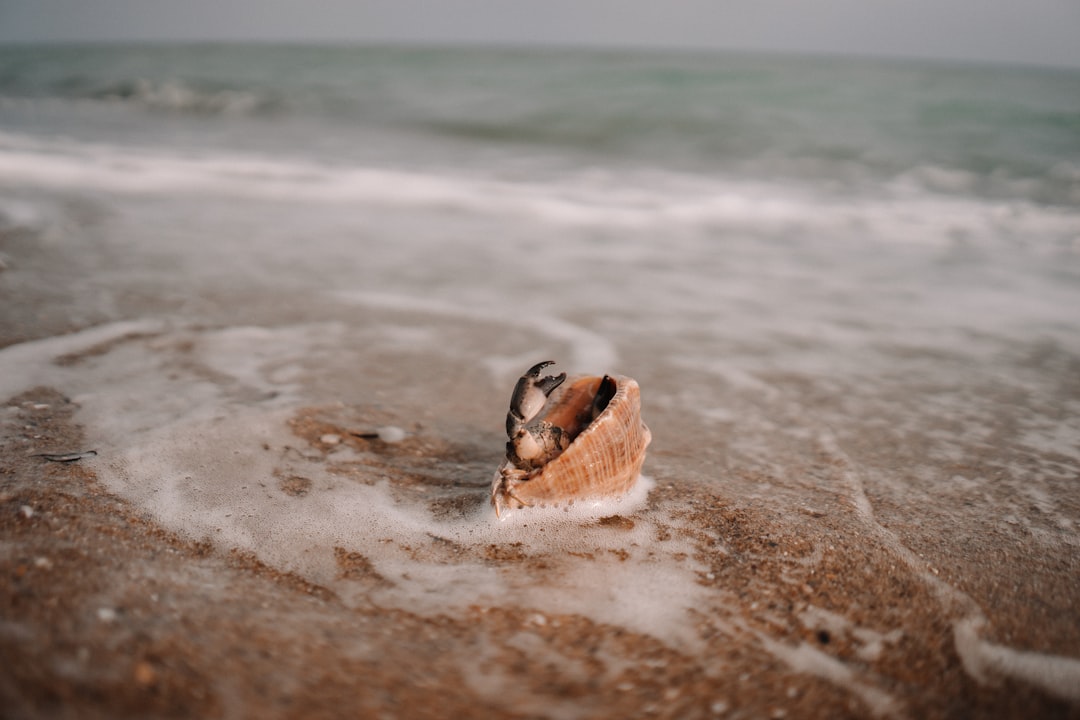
[492,367,651,516]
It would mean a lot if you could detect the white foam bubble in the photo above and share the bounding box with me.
[375,425,407,443]
[491,474,655,523]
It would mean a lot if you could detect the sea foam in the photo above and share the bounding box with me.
[2,129,1077,256]
[1,319,713,652]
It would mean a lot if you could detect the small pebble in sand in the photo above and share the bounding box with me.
[18,505,34,519]
[320,433,342,445]
[33,556,52,569]
[376,426,407,443]
[97,607,118,623]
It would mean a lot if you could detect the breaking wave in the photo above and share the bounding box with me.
[84,77,280,116]
[1,130,1077,255]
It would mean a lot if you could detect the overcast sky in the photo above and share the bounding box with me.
[2,0,1079,68]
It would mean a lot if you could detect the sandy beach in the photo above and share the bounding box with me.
[3,44,1080,719]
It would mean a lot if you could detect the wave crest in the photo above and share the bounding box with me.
[88,78,279,116]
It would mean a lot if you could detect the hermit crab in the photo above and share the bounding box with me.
[491,361,651,516]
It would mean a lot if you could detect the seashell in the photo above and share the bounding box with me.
[492,362,651,516]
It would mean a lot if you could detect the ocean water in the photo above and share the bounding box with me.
[2,44,1080,713]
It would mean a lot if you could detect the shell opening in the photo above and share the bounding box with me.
[540,375,613,451]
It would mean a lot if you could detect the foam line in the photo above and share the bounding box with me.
[954,617,1080,704]
[817,429,1080,704]
[3,130,1077,249]
[0,320,164,399]
[754,631,904,718]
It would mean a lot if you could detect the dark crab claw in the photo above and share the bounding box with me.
[525,361,567,397]
[506,361,567,437]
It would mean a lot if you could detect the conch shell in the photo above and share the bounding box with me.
[492,361,651,516]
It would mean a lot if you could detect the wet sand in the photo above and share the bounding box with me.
[3,377,1078,719]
